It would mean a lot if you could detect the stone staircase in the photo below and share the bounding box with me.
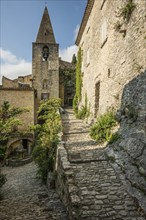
[56,108,145,220]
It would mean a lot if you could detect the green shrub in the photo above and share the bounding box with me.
[76,93,90,120]
[119,0,136,22]
[90,111,117,143]
[108,132,120,144]
[32,98,61,183]
[77,105,87,119]
[32,145,49,183]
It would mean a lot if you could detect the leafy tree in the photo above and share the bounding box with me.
[0,101,29,160]
[0,101,29,190]
[32,98,62,183]
[72,54,77,65]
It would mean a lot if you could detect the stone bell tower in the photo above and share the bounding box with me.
[32,7,59,119]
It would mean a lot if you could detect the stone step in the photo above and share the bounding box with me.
[56,109,145,219]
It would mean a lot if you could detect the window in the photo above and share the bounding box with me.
[42,46,49,61]
[43,79,48,89]
[41,93,49,100]
[101,20,108,48]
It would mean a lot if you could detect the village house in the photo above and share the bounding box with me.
[76,0,146,118]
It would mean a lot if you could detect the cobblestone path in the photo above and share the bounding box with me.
[61,109,145,220]
[0,162,68,220]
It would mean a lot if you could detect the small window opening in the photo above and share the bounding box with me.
[42,46,49,61]
[43,79,48,89]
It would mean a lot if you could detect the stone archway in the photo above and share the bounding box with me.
[6,136,34,157]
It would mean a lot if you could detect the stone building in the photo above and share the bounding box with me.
[0,7,75,154]
[76,0,146,118]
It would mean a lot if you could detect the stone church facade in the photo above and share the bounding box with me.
[0,7,75,152]
[76,0,146,118]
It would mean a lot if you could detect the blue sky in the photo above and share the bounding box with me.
[0,0,87,81]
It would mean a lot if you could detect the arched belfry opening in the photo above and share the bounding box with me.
[42,46,49,61]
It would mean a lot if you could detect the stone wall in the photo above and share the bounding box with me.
[32,43,59,101]
[0,88,34,130]
[106,70,146,212]
[2,77,18,88]
[78,0,146,118]
[32,43,59,121]
[55,143,79,220]
[2,75,32,88]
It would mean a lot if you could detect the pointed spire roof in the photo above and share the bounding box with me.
[36,7,56,44]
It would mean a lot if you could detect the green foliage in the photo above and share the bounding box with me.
[59,69,75,92]
[73,94,78,115]
[73,48,83,115]
[76,48,82,101]
[77,106,87,120]
[77,93,90,120]
[72,54,77,65]
[32,98,61,183]
[0,101,29,158]
[90,111,117,143]
[108,132,120,144]
[119,0,136,22]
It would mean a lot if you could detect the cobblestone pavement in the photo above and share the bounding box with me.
[62,109,145,220]
[0,163,68,220]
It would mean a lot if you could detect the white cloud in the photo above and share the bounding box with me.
[74,24,80,41]
[59,45,78,62]
[0,48,32,82]
[0,48,18,64]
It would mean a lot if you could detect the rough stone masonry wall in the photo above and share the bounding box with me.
[106,70,146,213]
[79,0,146,117]
[32,43,59,102]
[0,89,34,130]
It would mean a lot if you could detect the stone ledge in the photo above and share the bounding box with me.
[7,157,32,167]
[55,143,80,220]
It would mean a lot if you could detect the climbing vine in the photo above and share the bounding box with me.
[73,47,82,115]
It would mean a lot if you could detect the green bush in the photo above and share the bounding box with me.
[76,93,90,120]
[108,132,120,144]
[90,111,117,143]
[32,98,61,183]
[77,105,87,119]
